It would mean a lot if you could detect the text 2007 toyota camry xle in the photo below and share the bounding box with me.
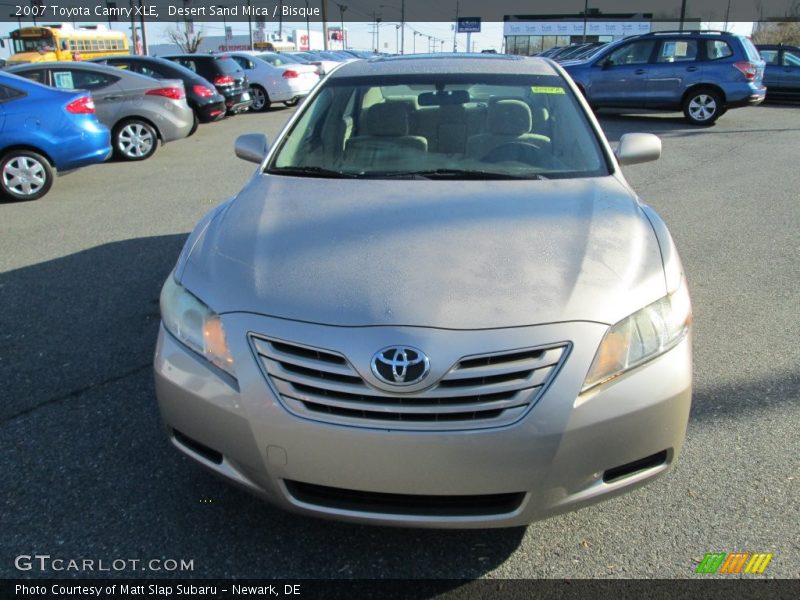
[154,54,692,528]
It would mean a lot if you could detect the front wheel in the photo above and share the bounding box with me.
[249,86,270,112]
[114,119,158,161]
[188,112,199,137]
[0,150,54,201]
[283,98,299,107]
[683,89,723,125]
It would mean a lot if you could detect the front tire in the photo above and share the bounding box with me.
[0,150,54,201]
[683,89,723,125]
[114,119,158,161]
[188,112,200,137]
[249,86,270,112]
[284,98,299,107]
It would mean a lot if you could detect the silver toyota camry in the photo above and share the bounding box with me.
[154,55,692,528]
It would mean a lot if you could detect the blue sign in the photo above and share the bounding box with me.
[457,18,481,33]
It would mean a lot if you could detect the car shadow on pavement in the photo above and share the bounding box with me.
[0,235,187,422]
[597,110,800,142]
[0,235,525,582]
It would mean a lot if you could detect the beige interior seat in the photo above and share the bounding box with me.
[465,99,551,160]
[345,103,428,162]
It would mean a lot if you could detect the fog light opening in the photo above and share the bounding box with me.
[173,429,223,465]
[602,450,668,483]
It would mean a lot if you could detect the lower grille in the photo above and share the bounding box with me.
[250,335,569,431]
[285,480,525,517]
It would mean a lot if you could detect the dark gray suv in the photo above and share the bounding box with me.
[562,30,766,125]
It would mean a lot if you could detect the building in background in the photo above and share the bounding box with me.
[503,13,701,55]
[148,27,346,56]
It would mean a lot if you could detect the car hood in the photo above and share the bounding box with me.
[179,174,667,329]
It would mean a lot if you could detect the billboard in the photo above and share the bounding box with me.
[457,18,481,33]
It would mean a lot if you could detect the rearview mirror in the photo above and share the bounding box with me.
[235,133,269,164]
[615,133,661,166]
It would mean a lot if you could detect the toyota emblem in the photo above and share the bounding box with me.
[371,346,430,386]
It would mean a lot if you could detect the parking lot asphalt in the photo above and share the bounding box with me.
[1,102,798,580]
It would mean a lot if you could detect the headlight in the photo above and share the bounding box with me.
[160,275,235,377]
[582,278,691,392]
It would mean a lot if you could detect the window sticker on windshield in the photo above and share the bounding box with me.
[531,86,565,94]
[53,71,75,90]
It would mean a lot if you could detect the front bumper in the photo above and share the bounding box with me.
[154,314,692,528]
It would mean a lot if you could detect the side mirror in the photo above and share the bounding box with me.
[615,133,661,166]
[234,133,268,164]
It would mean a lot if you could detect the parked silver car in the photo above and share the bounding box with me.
[9,62,194,161]
[227,51,318,111]
[155,55,693,528]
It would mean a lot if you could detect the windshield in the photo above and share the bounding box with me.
[267,73,609,180]
[12,34,56,54]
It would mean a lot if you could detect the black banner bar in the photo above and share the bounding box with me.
[2,0,799,24]
[2,579,800,600]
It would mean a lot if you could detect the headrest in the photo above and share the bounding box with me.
[489,100,532,136]
[363,103,409,136]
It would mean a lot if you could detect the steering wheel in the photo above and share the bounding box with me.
[481,142,543,165]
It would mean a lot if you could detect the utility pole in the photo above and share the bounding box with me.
[679,0,686,31]
[322,0,329,50]
[137,0,148,55]
[453,0,459,52]
[582,0,589,43]
[247,0,253,50]
[337,4,347,51]
[304,0,311,50]
[129,0,139,55]
[400,0,404,54]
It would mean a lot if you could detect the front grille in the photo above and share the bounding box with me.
[250,335,569,431]
[285,480,526,517]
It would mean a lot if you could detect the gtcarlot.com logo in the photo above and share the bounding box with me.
[15,554,194,573]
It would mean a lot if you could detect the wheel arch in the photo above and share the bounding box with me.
[112,114,163,142]
[682,83,727,107]
[0,145,55,168]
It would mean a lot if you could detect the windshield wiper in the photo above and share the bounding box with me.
[266,166,361,179]
[372,169,549,180]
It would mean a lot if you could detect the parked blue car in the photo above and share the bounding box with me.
[0,71,111,201]
[561,30,766,125]
[756,44,800,99]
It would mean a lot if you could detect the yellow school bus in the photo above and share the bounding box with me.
[9,23,129,65]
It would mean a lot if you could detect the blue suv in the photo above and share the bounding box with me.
[561,30,766,125]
